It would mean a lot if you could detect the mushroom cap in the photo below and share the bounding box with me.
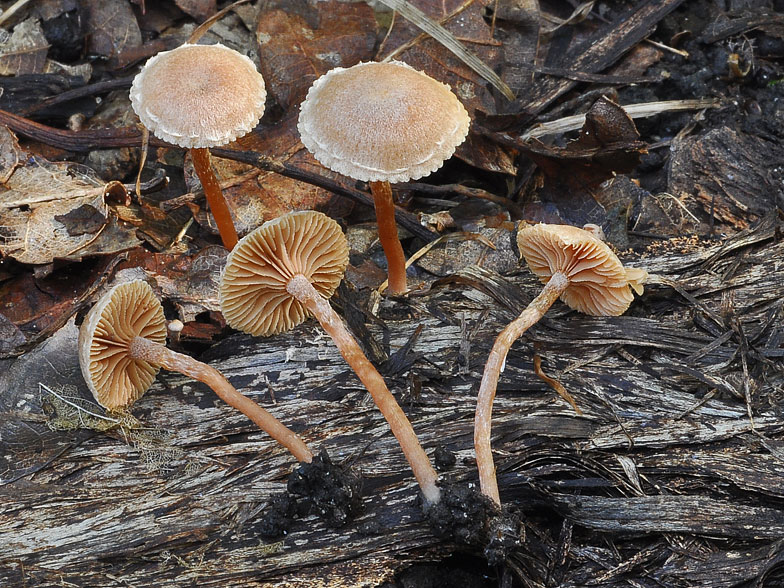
[517,224,647,316]
[297,61,471,183]
[220,210,349,336]
[130,43,267,149]
[78,280,167,410]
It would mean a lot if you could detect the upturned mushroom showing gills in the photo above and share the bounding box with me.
[220,210,441,505]
[298,61,470,295]
[130,43,267,250]
[474,224,648,505]
[79,280,313,463]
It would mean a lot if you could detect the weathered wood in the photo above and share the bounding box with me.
[1,215,783,586]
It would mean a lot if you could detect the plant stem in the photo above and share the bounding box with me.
[474,272,570,506]
[129,336,313,463]
[191,147,238,250]
[369,180,408,295]
[287,274,440,504]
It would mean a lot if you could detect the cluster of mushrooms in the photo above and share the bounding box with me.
[77,42,648,528]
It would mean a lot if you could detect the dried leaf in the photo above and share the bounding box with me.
[0,18,49,75]
[0,127,140,264]
[82,0,142,62]
[174,0,217,22]
[196,113,354,235]
[256,2,377,110]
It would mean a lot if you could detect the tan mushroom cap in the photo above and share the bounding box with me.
[517,224,647,316]
[220,211,349,336]
[78,280,167,410]
[298,61,471,183]
[130,43,267,149]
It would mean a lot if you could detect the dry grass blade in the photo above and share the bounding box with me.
[376,0,515,100]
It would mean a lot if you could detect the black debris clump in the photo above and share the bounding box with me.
[258,450,363,537]
[425,483,524,566]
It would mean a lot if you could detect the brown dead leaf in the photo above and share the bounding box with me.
[256,1,377,110]
[82,0,142,62]
[0,18,49,75]
[175,0,217,22]
[0,256,121,355]
[0,127,140,264]
[191,113,354,235]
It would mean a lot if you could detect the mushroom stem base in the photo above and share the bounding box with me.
[474,271,570,506]
[369,181,408,295]
[191,147,239,250]
[129,336,313,463]
[287,274,440,505]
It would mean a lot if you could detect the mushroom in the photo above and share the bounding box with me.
[130,43,267,250]
[474,223,647,505]
[79,280,312,463]
[298,61,470,294]
[219,210,441,504]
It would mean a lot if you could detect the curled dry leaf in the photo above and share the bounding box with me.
[0,126,140,264]
[522,96,647,232]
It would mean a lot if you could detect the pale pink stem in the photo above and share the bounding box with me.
[474,272,570,505]
[130,336,313,463]
[287,274,440,504]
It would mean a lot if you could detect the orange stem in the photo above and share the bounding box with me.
[369,180,407,295]
[130,336,313,463]
[191,147,238,250]
[474,272,570,505]
[287,274,440,504]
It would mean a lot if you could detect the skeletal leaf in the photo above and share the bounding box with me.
[0,127,139,264]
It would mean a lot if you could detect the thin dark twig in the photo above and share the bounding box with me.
[21,77,135,116]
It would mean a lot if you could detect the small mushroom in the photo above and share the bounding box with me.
[220,210,441,504]
[130,43,267,250]
[474,223,647,505]
[298,61,470,294]
[79,280,312,463]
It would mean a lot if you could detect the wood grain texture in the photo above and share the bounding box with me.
[1,212,782,586]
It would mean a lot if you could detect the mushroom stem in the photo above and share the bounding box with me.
[129,335,313,463]
[286,274,440,505]
[474,271,570,505]
[191,147,239,250]
[369,181,408,295]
